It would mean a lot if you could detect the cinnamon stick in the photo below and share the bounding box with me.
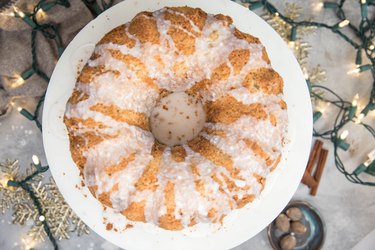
[302,172,317,188]
[310,149,328,196]
[306,140,323,174]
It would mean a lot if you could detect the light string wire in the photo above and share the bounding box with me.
[1,1,82,249]
[5,0,374,248]
[81,0,114,17]
[243,0,375,186]
[7,1,116,248]
[15,0,71,132]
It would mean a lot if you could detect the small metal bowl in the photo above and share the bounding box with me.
[268,200,325,250]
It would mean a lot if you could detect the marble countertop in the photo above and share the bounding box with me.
[0,0,374,249]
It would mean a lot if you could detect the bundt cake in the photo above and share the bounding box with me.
[64,6,288,231]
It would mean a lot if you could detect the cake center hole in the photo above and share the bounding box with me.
[150,92,206,146]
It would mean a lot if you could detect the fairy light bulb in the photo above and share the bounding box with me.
[288,41,295,48]
[39,215,45,222]
[37,9,45,15]
[355,159,371,174]
[32,155,40,165]
[354,148,375,175]
[36,8,47,22]
[13,6,25,18]
[361,0,367,4]
[303,71,309,80]
[12,6,37,28]
[0,173,10,187]
[347,67,360,75]
[337,130,350,151]
[303,69,311,93]
[352,94,359,107]
[32,155,43,170]
[355,113,365,124]
[8,68,34,89]
[320,102,330,114]
[17,107,34,121]
[348,64,372,75]
[368,149,375,162]
[14,77,25,87]
[0,11,15,17]
[338,19,350,28]
[313,101,330,123]
[340,130,349,140]
[348,94,359,119]
[363,159,371,167]
[315,2,324,11]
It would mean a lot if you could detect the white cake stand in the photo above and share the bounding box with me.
[42,0,312,249]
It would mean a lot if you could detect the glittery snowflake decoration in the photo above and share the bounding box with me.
[0,160,90,244]
[262,2,327,90]
[0,160,28,214]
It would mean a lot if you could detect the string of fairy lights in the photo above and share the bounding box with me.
[245,0,375,185]
[0,0,374,249]
[0,1,117,248]
[2,1,73,249]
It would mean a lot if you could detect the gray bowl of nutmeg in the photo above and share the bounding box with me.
[268,200,325,250]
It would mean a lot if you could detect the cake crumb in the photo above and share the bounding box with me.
[106,223,113,231]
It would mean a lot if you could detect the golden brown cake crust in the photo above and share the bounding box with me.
[89,103,150,131]
[98,24,136,47]
[128,11,160,44]
[206,95,268,124]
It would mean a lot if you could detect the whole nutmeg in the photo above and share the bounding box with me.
[275,214,290,232]
[291,221,307,234]
[286,207,302,221]
[280,235,297,250]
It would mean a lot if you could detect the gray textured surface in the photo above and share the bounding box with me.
[0,0,374,249]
